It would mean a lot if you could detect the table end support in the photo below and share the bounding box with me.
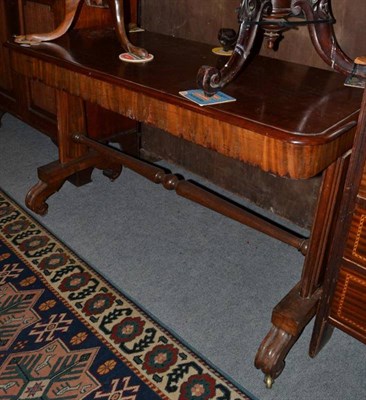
[255,282,322,386]
[25,151,122,215]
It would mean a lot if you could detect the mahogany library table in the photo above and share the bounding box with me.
[6,28,363,386]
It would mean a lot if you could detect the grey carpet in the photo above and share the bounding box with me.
[0,113,365,399]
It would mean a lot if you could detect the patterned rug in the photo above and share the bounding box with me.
[0,190,257,400]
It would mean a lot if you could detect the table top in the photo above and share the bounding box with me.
[7,29,364,178]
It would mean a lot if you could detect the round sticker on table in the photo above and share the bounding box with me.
[212,47,233,56]
[119,53,154,63]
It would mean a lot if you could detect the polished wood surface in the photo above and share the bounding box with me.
[6,27,364,384]
[7,29,362,178]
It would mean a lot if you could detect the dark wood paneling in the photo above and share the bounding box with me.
[0,1,19,102]
[141,0,366,70]
[141,0,239,45]
[75,1,113,30]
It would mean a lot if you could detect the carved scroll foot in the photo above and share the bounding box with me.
[109,0,149,59]
[254,282,322,386]
[101,163,122,180]
[26,163,114,214]
[126,44,149,60]
[25,152,113,215]
[197,0,272,95]
[197,66,223,97]
[255,326,298,388]
[25,179,65,216]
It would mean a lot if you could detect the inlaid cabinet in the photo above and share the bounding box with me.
[311,86,366,355]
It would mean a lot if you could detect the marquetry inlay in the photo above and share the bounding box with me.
[345,206,366,268]
[331,267,366,334]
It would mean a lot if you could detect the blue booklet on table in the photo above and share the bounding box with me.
[179,89,236,106]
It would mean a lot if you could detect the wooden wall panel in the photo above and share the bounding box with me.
[0,1,17,94]
[141,0,238,45]
[23,1,57,34]
[141,0,366,70]
[75,1,113,30]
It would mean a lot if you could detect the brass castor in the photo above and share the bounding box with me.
[264,375,274,389]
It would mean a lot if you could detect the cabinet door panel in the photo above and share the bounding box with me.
[330,265,366,342]
[344,204,366,270]
[0,0,20,109]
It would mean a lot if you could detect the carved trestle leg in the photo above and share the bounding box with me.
[25,90,122,215]
[26,180,64,216]
[255,151,351,387]
[26,153,122,215]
